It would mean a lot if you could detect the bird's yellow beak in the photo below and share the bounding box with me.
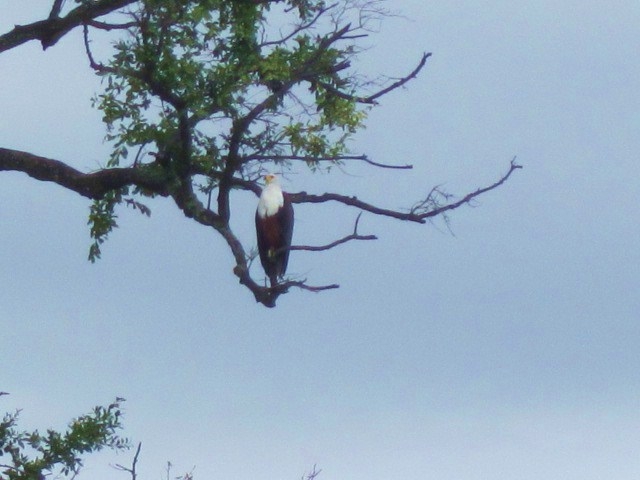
[264,174,275,184]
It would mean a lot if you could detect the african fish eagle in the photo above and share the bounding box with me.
[255,174,294,287]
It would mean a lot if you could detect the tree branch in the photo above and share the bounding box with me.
[0,0,136,52]
[289,158,522,223]
[48,0,65,19]
[113,442,142,480]
[417,157,522,219]
[366,52,432,103]
[0,148,169,199]
[259,2,335,47]
[319,52,432,105]
[278,280,340,293]
[245,154,413,169]
[86,19,138,31]
[290,213,377,251]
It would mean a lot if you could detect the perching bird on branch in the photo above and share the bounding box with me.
[255,174,294,287]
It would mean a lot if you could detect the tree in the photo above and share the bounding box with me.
[0,0,521,307]
[0,396,128,479]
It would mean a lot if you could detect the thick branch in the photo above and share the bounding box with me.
[170,177,341,307]
[0,0,136,52]
[0,147,169,199]
[167,180,277,306]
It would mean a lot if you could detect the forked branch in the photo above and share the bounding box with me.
[290,213,377,252]
[113,442,142,480]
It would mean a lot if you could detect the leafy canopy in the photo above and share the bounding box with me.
[0,398,128,480]
[88,0,369,261]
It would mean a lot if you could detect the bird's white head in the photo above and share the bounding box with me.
[257,173,284,218]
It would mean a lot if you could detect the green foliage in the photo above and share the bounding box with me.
[88,189,123,262]
[86,0,372,257]
[0,399,129,479]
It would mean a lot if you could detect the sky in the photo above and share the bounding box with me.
[1,1,640,479]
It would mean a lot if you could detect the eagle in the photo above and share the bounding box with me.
[255,174,294,287]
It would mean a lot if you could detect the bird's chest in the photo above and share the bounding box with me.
[257,187,284,218]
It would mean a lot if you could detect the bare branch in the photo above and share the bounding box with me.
[366,52,432,103]
[418,157,522,219]
[86,19,138,31]
[291,213,377,251]
[113,442,142,480]
[290,159,522,223]
[48,0,65,19]
[83,24,109,72]
[320,52,432,105]
[282,280,340,293]
[303,465,322,480]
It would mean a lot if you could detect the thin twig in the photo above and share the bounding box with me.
[114,442,142,480]
[245,154,413,170]
[280,280,340,293]
[319,52,431,104]
[290,213,377,252]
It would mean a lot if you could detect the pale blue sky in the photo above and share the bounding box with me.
[1,1,640,479]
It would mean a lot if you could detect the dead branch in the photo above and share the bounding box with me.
[261,277,340,297]
[290,158,522,223]
[366,52,432,103]
[303,465,322,480]
[320,52,432,105]
[290,213,377,251]
[418,157,522,219]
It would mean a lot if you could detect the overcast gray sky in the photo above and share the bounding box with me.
[2,1,640,479]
